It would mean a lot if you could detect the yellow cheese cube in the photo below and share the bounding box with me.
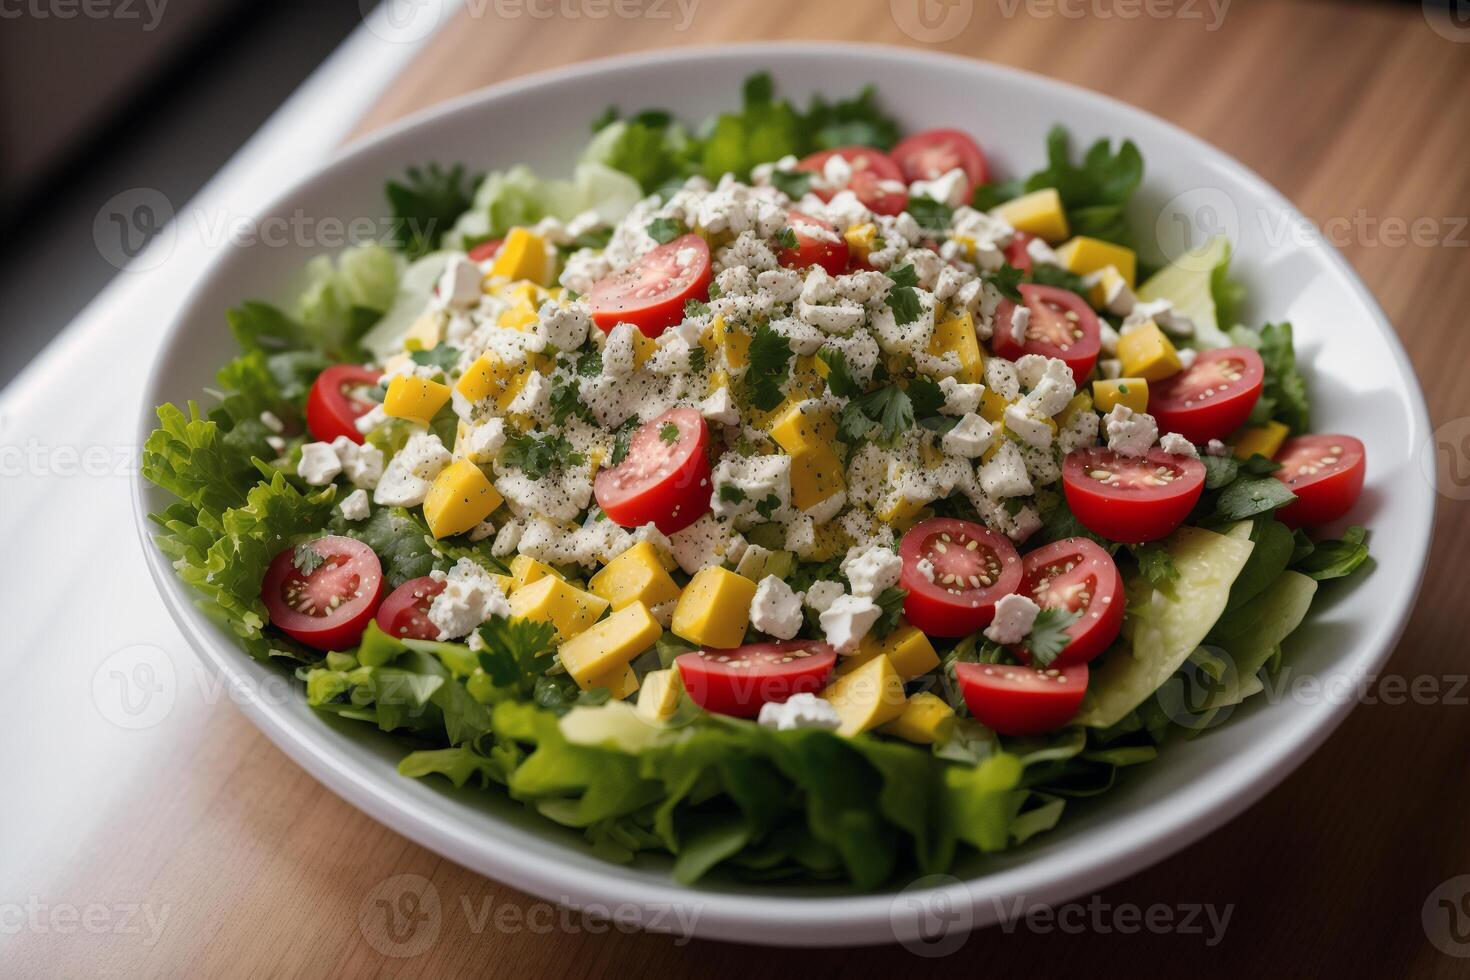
[588,542,681,612]
[789,445,846,511]
[993,188,1069,243]
[1054,236,1137,287]
[927,311,984,383]
[489,227,550,286]
[877,692,956,745]
[508,576,608,642]
[632,329,660,369]
[636,668,684,723]
[704,316,751,372]
[510,554,562,592]
[1092,378,1150,415]
[498,304,538,331]
[490,573,514,597]
[382,375,451,425]
[1117,322,1182,381]
[1233,420,1290,460]
[1087,265,1129,310]
[1057,391,1094,427]
[821,654,907,737]
[837,624,940,681]
[844,223,877,263]
[402,313,443,352]
[557,602,662,690]
[582,662,639,700]
[769,402,836,456]
[979,387,1011,424]
[422,459,503,539]
[456,351,536,410]
[671,567,756,649]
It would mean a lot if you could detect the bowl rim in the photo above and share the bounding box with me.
[132,40,1435,946]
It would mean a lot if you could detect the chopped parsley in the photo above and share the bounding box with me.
[745,322,793,411]
[837,377,944,448]
[409,343,460,372]
[753,493,781,520]
[718,484,746,504]
[646,217,687,244]
[770,169,813,199]
[871,586,908,639]
[905,196,953,233]
[501,432,583,479]
[1024,607,1083,668]
[292,542,326,576]
[981,263,1025,303]
[775,226,800,251]
[659,422,680,444]
[884,264,922,326]
[1129,542,1179,589]
[687,345,707,374]
[816,347,863,398]
[684,298,711,318]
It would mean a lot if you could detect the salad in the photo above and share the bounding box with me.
[143,75,1374,888]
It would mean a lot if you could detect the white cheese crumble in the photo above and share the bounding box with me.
[1103,404,1159,457]
[1159,432,1199,458]
[842,545,903,599]
[942,413,995,459]
[750,576,805,640]
[297,442,341,486]
[757,692,841,732]
[374,431,451,507]
[804,580,846,615]
[818,594,882,654]
[984,593,1041,645]
[338,488,371,521]
[426,558,511,640]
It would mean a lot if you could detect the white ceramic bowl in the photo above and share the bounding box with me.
[134,43,1434,946]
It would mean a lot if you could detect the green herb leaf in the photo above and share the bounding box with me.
[771,169,813,199]
[476,617,558,697]
[646,217,687,244]
[410,343,460,372]
[1293,526,1371,581]
[746,322,794,411]
[905,197,953,233]
[659,422,680,444]
[1025,607,1083,668]
[872,586,907,639]
[293,541,326,576]
[981,263,1025,303]
[719,483,746,504]
[386,163,481,261]
[501,432,584,479]
[1129,543,1178,589]
[817,348,863,398]
[884,264,922,327]
[1215,476,1296,521]
[775,226,799,250]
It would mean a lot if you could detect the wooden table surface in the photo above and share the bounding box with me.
[14,0,1470,975]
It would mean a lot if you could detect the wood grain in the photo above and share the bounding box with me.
[14,1,1470,976]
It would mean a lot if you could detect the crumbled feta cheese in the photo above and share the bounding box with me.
[1099,321,1121,356]
[909,167,970,208]
[649,599,677,629]
[1057,408,1101,454]
[1205,439,1230,457]
[699,387,740,426]
[354,403,389,436]
[842,545,903,599]
[505,370,550,421]
[941,412,996,459]
[757,692,841,732]
[734,543,773,580]
[461,417,506,464]
[601,323,639,378]
[1021,357,1077,418]
[916,557,936,583]
[329,436,385,489]
[491,518,524,558]
[983,593,1041,645]
[426,558,511,640]
[978,440,1034,498]
[1009,304,1031,346]
[803,489,847,525]
[374,431,451,506]
[818,594,881,653]
[750,576,805,640]
[710,453,791,525]
[1026,236,1061,267]
[535,300,590,351]
[1004,403,1054,451]
[1098,358,1123,380]
[984,357,1020,401]
[1177,347,1198,370]
[297,442,341,486]
[436,257,483,311]
[338,488,371,521]
[668,513,731,575]
[1159,432,1199,458]
[1103,404,1159,457]
[804,580,846,615]
[938,376,984,417]
[266,436,287,455]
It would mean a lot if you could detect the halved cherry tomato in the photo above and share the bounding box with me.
[1273,434,1366,528]
[467,238,504,263]
[1016,538,1124,666]
[261,536,384,650]
[675,641,837,718]
[306,364,383,445]
[1062,447,1206,542]
[1004,230,1035,273]
[594,407,712,534]
[1148,347,1264,444]
[796,147,908,216]
[375,576,446,641]
[778,210,849,276]
[992,284,1101,381]
[955,661,1088,736]
[587,233,712,337]
[890,128,988,199]
[899,518,1023,637]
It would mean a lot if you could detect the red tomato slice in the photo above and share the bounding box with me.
[594,407,712,534]
[375,576,446,641]
[467,238,503,263]
[796,147,909,216]
[955,661,1088,736]
[1273,434,1366,528]
[778,210,849,276]
[890,128,989,198]
[899,518,1023,637]
[261,536,384,651]
[992,284,1101,381]
[1004,230,1035,273]
[1149,347,1265,444]
[587,233,712,337]
[1016,538,1124,666]
[675,641,837,718]
[306,364,383,445]
[1062,447,1207,543]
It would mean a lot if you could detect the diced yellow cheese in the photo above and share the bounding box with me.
[877,692,956,745]
[498,304,538,331]
[705,316,750,372]
[875,495,929,533]
[510,554,562,592]
[821,654,907,737]
[1057,391,1094,427]
[507,576,608,642]
[1092,378,1150,415]
[382,375,451,425]
[1233,420,1290,460]
[927,311,984,383]
[803,520,853,561]
[979,387,1011,424]
[588,542,681,612]
[456,351,537,410]
[636,668,684,722]
[489,227,550,286]
[787,355,824,402]
[402,313,443,352]
[632,329,660,368]
[837,624,940,681]
[490,573,514,597]
[789,445,846,511]
[1117,322,1182,381]
[582,662,639,700]
[422,459,503,539]
[1054,236,1137,287]
[769,402,836,456]
[671,567,756,649]
[557,602,662,690]
[1087,265,1129,310]
[993,188,1069,243]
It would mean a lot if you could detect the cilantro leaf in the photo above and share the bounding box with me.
[906,376,945,422]
[501,432,583,479]
[659,422,680,444]
[386,163,481,261]
[838,382,930,447]
[1028,263,1090,298]
[803,85,901,151]
[886,264,919,289]
[476,617,558,698]
[1129,543,1179,589]
[549,375,592,426]
[775,226,799,250]
[754,494,781,520]
[646,217,687,244]
[1025,607,1083,668]
[684,298,711,318]
[293,541,326,576]
[410,343,460,372]
[575,349,603,376]
[981,263,1025,303]
[906,197,953,233]
[1021,126,1144,247]
[745,322,793,411]
[884,264,922,327]
[771,169,813,199]
[687,346,707,374]
[609,418,639,466]
[817,348,863,398]
[872,586,907,639]
[719,484,746,504]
